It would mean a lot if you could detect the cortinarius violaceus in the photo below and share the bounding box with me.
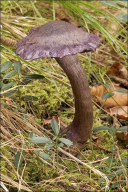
[16,20,100,151]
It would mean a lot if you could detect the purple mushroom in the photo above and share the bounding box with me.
[16,20,100,151]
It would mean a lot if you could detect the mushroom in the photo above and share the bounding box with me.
[16,20,100,151]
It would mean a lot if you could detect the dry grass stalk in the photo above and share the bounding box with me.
[1,105,110,191]
[1,37,17,47]
[1,173,32,192]
[58,147,110,192]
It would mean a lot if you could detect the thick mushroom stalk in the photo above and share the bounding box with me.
[56,54,93,148]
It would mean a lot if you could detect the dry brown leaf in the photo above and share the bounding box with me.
[116,131,128,141]
[91,83,128,109]
[43,115,59,125]
[106,106,128,120]
[95,137,101,145]
[106,9,127,36]
[107,62,127,80]
[92,136,101,145]
[107,19,121,36]
[91,84,106,97]
[55,4,81,27]
[107,62,128,87]
[107,23,120,36]
[109,77,127,88]
[112,116,121,128]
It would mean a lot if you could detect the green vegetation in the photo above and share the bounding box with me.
[1,1,127,192]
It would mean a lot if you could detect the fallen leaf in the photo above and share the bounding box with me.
[107,18,121,36]
[91,83,128,109]
[106,106,128,120]
[92,136,101,145]
[112,116,120,128]
[96,137,101,145]
[107,62,128,87]
[109,77,127,88]
[55,4,81,27]
[107,62,127,80]
[43,116,59,125]
[106,9,127,36]
[116,131,128,141]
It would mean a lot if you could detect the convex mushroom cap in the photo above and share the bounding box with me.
[16,20,100,59]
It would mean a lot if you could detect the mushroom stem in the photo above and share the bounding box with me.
[55,54,93,147]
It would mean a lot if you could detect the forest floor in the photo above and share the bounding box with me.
[1,1,127,192]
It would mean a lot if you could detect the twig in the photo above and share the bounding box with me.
[58,147,110,192]
[0,181,9,192]
[1,85,29,94]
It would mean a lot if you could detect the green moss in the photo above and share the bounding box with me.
[1,145,16,179]
[63,159,78,171]
[24,157,58,182]
[19,72,73,121]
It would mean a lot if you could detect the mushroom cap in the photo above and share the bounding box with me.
[16,20,100,60]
